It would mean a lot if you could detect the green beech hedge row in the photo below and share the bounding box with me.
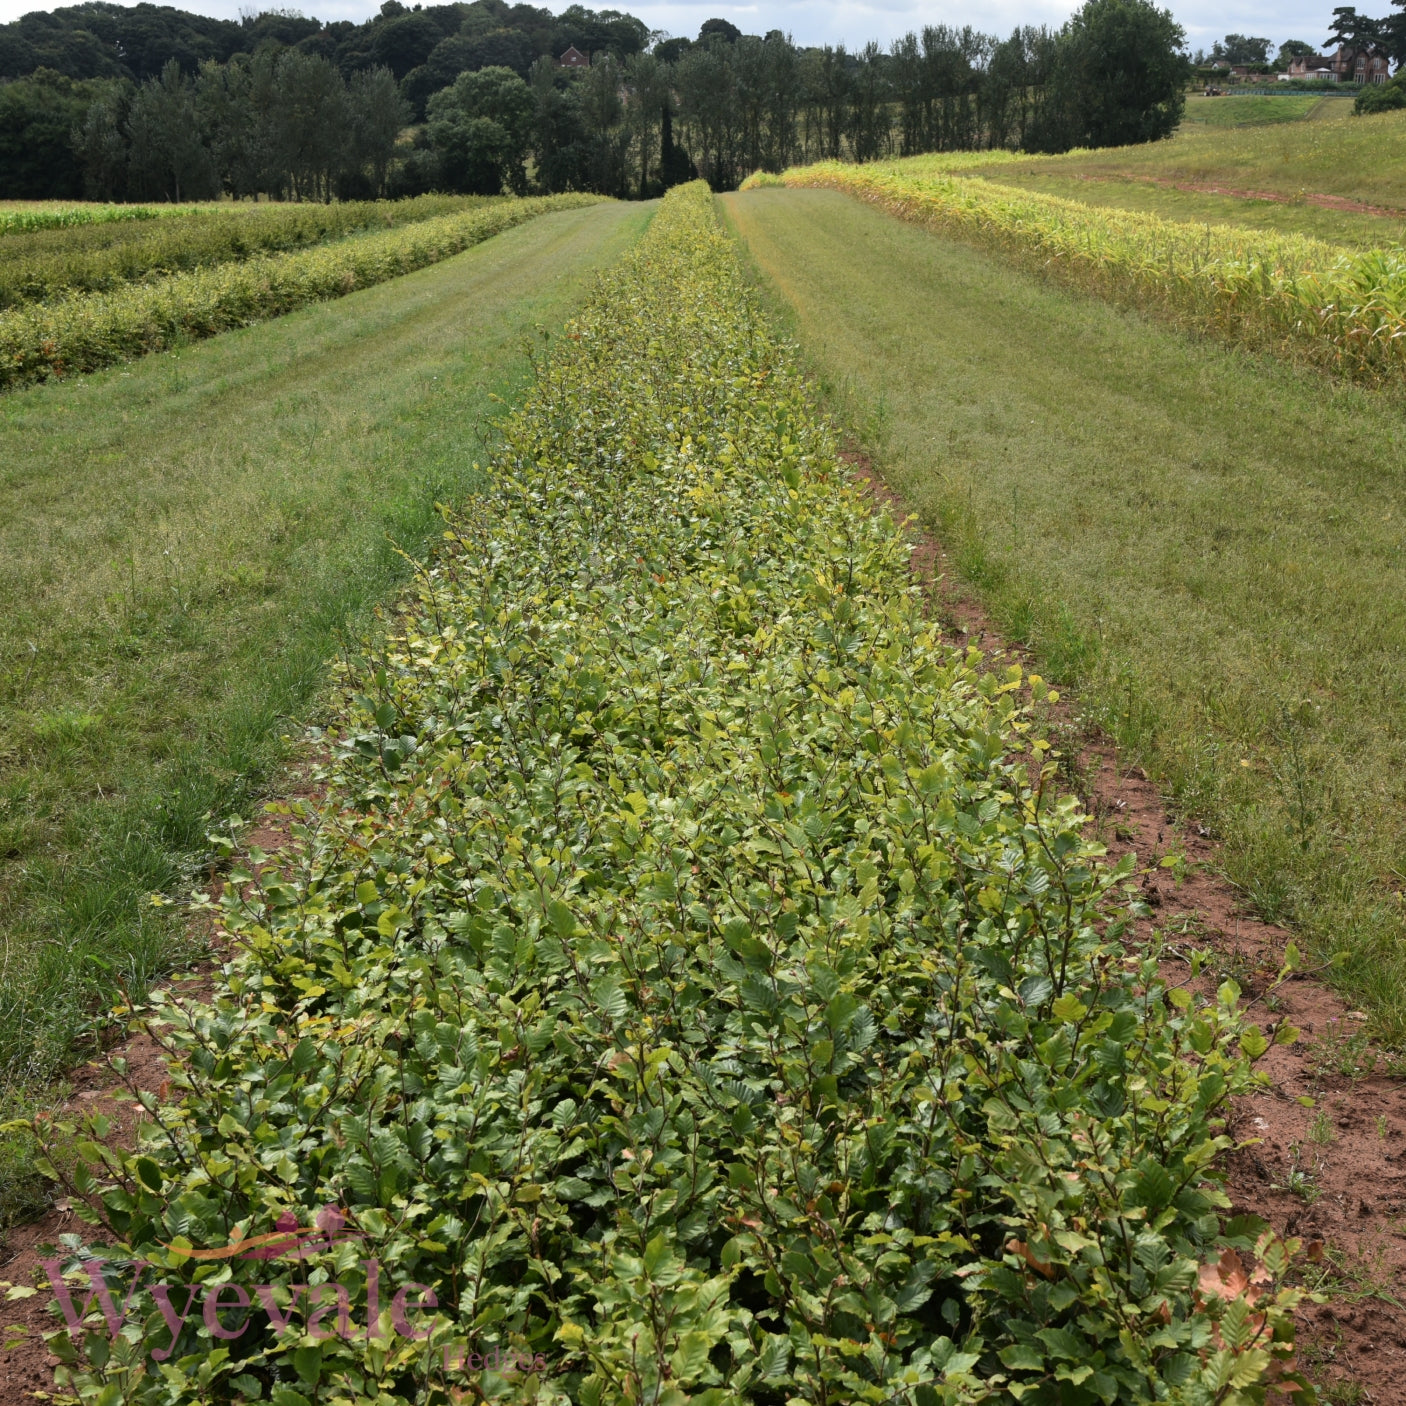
[0,194,602,391]
[0,195,494,311]
[37,183,1307,1405]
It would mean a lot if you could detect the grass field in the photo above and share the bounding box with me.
[1180,94,1336,127]
[965,100,1406,246]
[722,185,1406,1043]
[0,197,651,1222]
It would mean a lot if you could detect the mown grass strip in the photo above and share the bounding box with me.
[0,194,603,389]
[752,159,1406,380]
[0,195,495,310]
[39,183,1306,1405]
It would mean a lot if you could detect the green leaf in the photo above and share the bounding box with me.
[547,899,577,938]
[293,1345,322,1386]
[999,1343,1046,1372]
[1238,1024,1269,1059]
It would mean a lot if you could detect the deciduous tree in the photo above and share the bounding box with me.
[428,64,534,193]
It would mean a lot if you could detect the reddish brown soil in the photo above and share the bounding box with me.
[1069,171,1406,220]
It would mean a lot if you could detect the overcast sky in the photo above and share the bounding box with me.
[0,0,1341,57]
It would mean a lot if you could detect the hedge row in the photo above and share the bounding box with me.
[0,194,603,390]
[0,204,180,237]
[0,195,496,310]
[36,183,1307,1405]
[748,159,1406,381]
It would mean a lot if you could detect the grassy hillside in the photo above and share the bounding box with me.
[1179,94,1335,127]
[964,100,1406,246]
[722,185,1406,1042]
[0,198,651,1222]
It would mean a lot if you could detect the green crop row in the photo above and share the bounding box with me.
[0,195,495,310]
[749,160,1406,380]
[33,184,1306,1405]
[0,194,602,390]
[0,203,189,237]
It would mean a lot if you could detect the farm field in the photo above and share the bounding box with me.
[26,182,1302,1406]
[0,201,222,235]
[0,194,494,309]
[721,185,1406,1042]
[0,194,602,389]
[0,197,649,1221]
[962,101,1406,243]
[758,158,1406,380]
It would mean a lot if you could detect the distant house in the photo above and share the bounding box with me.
[1284,52,1338,81]
[1284,46,1390,83]
[557,45,589,68]
[1341,46,1392,83]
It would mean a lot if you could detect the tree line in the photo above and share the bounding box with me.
[69,52,405,201]
[0,1,651,89]
[0,0,1190,201]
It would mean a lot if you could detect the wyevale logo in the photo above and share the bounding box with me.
[40,1206,548,1375]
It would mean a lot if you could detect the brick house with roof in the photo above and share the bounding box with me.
[1284,45,1391,82]
[557,45,589,68]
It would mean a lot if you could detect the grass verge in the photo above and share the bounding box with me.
[33,181,1305,1406]
[721,185,1406,1044]
[0,197,652,1229]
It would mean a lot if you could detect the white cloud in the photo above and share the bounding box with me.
[0,0,1341,56]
